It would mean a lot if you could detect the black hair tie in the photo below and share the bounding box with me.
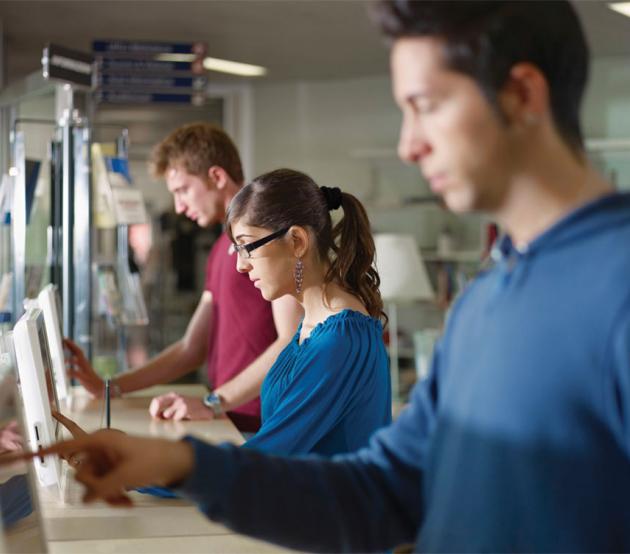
[320,186,343,211]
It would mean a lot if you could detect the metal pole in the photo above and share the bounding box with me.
[72,125,92,358]
[61,122,74,339]
[388,301,400,401]
[49,136,63,288]
[10,131,26,321]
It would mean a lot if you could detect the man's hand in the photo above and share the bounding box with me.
[17,432,195,506]
[64,338,105,397]
[149,393,214,421]
[52,410,126,468]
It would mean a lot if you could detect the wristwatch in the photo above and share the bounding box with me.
[202,392,224,416]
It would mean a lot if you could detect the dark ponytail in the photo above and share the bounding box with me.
[225,168,385,322]
[325,193,384,323]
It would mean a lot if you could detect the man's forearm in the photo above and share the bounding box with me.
[215,336,291,411]
[114,340,205,394]
[178,435,420,553]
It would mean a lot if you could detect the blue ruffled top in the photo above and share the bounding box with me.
[243,309,391,456]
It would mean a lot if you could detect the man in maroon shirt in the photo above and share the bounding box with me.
[66,123,302,432]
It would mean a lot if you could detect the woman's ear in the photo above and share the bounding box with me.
[288,226,309,259]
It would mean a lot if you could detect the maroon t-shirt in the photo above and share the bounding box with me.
[205,232,277,430]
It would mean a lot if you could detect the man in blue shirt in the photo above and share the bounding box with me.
[33,1,630,551]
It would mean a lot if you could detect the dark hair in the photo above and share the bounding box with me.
[150,122,244,184]
[372,0,589,154]
[226,168,385,322]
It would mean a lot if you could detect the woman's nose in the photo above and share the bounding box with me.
[235,254,251,273]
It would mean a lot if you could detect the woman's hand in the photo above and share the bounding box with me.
[31,432,195,506]
[64,338,105,397]
[149,393,214,421]
[52,410,87,439]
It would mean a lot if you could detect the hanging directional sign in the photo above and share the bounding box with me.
[92,40,208,105]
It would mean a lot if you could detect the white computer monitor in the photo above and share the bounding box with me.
[0,332,48,552]
[12,309,62,495]
[37,284,70,402]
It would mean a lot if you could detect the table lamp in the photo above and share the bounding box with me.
[374,233,434,400]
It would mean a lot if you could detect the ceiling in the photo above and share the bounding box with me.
[1,0,630,86]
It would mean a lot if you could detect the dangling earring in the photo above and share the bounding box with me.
[294,258,304,294]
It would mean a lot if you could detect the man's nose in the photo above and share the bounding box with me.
[174,198,186,214]
[398,118,431,163]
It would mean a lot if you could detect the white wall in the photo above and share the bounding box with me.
[583,56,630,189]
[584,56,630,138]
[252,75,483,252]
[250,55,630,252]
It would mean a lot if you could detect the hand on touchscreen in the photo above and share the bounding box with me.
[64,339,105,397]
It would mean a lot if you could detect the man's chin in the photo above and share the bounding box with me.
[443,190,476,214]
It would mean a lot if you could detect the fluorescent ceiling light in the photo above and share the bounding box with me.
[609,2,630,17]
[202,57,267,77]
[154,53,197,62]
[153,53,267,77]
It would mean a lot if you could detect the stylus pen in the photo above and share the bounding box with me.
[105,378,111,429]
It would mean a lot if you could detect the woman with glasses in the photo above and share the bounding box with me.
[228,168,391,456]
[52,167,390,481]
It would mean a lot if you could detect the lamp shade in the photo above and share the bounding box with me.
[374,233,434,301]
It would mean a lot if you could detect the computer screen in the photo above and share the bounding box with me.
[13,309,62,494]
[0,332,48,552]
[36,323,60,436]
[37,284,69,402]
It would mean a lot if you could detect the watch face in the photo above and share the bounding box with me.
[204,393,222,415]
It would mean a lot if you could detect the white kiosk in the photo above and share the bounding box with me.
[0,331,49,551]
[12,308,62,497]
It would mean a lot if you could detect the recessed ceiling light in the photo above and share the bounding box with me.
[609,2,630,17]
[202,57,267,77]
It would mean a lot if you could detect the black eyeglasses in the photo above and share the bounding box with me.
[233,227,290,260]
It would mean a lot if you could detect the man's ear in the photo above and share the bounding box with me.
[288,226,310,259]
[208,166,228,189]
[498,62,549,128]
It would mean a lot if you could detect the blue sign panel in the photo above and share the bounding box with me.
[95,91,205,106]
[98,59,195,74]
[98,75,207,90]
[93,40,206,56]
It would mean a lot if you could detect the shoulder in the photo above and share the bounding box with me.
[308,310,383,353]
